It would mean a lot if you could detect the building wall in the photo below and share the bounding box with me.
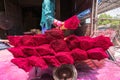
[22,7,41,32]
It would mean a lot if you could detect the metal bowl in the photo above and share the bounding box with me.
[53,64,77,80]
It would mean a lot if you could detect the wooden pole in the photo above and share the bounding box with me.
[93,0,98,35]
[90,0,98,37]
[90,0,94,36]
[55,0,61,20]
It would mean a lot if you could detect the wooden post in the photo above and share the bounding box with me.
[90,0,98,36]
[93,0,98,35]
[55,0,61,20]
[90,0,94,36]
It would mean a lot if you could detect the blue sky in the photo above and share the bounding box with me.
[104,7,120,17]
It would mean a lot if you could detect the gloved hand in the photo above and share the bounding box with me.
[53,19,63,27]
[53,15,80,30]
[53,19,67,30]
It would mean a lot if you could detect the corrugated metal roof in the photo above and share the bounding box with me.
[98,0,120,14]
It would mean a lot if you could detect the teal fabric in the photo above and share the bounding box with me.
[40,0,55,33]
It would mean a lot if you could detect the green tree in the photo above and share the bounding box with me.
[110,20,120,29]
[98,13,112,25]
[110,15,120,29]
